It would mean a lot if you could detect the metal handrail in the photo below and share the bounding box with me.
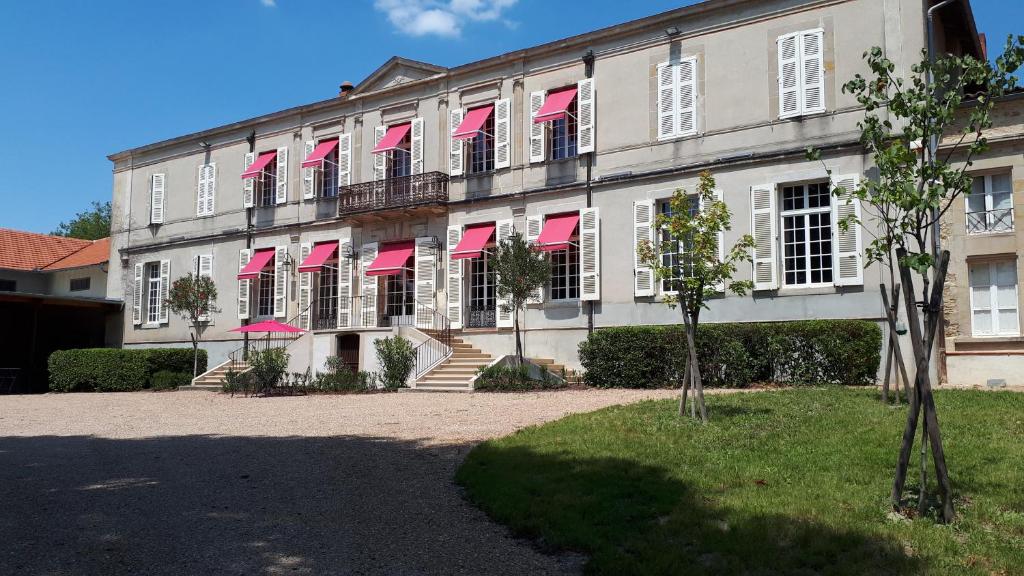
[966,207,1014,233]
[337,171,448,216]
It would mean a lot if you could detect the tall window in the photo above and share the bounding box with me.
[781,182,833,286]
[469,112,495,174]
[970,260,1019,336]
[256,259,275,317]
[967,173,1013,234]
[468,254,496,327]
[320,141,340,198]
[389,130,412,178]
[146,263,161,324]
[659,198,698,293]
[550,96,578,161]
[317,260,338,328]
[257,153,278,207]
[385,269,415,317]
[550,241,580,300]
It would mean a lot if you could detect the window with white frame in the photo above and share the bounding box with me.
[256,258,275,317]
[469,112,496,174]
[257,154,278,207]
[657,56,698,140]
[781,182,833,286]
[658,198,698,293]
[316,259,338,328]
[146,263,162,324]
[966,173,1014,234]
[778,29,825,118]
[550,94,578,161]
[970,259,1019,336]
[389,129,412,178]
[320,141,340,198]
[550,241,580,300]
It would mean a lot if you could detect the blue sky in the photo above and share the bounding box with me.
[0,0,1019,234]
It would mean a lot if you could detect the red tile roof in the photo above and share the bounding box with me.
[0,229,109,272]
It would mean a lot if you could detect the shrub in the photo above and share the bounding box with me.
[48,347,206,392]
[375,336,415,390]
[474,363,566,392]
[144,348,206,376]
[249,348,289,393]
[222,368,252,394]
[149,370,192,390]
[578,320,881,389]
[312,357,377,392]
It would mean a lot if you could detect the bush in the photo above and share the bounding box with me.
[149,370,192,390]
[578,320,881,389]
[474,363,566,392]
[48,347,207,392]
[312,357,378,392]
[249,348,289,393]
[375,336,415,390]
[144,348,207,376]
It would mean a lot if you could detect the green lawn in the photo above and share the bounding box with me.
[456,389,1024,575]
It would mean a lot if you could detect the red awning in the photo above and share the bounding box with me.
[365,241,415,276]
[231,320,305,334]
[371,123,412,154]
[451,224,496,260]
[298,241,339,273]
[535,213,580,252]
[533,87,578,124]
[452,105,495,141]
[237,249,275,280]
[301,139,339,168]
[241,151,278,180]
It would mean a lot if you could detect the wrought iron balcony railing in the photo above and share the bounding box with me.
[337,171,449,216]
[967,208,1014,234]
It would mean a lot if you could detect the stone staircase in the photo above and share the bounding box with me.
[413,337,493,391]
[181,360,249,391]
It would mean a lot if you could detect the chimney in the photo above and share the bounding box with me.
[338,81,354,97]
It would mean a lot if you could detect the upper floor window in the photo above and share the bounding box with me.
[657,56,698,140]
[529,79,594,164]
[970,259,1019,336]
[257,152,278,207]
[197,163,216,217]
[70,277,90,292]
[389,131,412,178]
[550,93,578,161]
[320,139,340,197]
[781,181,832,287]
[778,29,825,119]
[967,173,1014,234]
[469,110,495,174]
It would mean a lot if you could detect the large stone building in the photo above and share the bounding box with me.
[106,0,983,389]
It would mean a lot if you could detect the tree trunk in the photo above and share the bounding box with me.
[191,332,199,378]
[680,308,707,423]
[880,284,911,405]
[678,357,691,417]
[514,310,523,366]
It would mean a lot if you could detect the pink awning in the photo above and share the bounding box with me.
[365,241,415,276]
[241,151,277,180]
[301,139,339,168]
[535,213,580,252]
[452,224,495,260]
[452,105,495,140]
[237,249,275,280]
[231,320,305,334]
[371,123,412,154]
[297,241,339,273]
[533,87,578,124]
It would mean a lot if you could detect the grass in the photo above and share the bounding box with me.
[456,388,1024,575]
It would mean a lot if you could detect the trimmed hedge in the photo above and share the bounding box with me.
[578,320,881,389]
[48,348,206,392]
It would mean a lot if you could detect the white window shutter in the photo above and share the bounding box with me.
[525,215,545,304]
[360,243,379,327]
[801,29,825,114]
[494,98,511,169]
[275,147,288,205]
[273,245,288,317]
[529,91,546,164]
[657,62,677,140]
[197,164,215,216]
[778,33,801,119]
[150,173,165,225]
[410,118,424,176]
[373,126,387,182]
[495,219,514,328]
[709,190,726,292]
[678,57,697,136]
[576,78,595,154]
[446,225,464,329]
[633,200,656,297]
[302,140,316,200]
[207,164,216,215]
[337,238,353,328]
[158,259,170,324]
[414,236,436,329]
[449,108,465,177]
[751,184,779,290]
[132,263,143,325]
[298,242,312,329]
[832,174,863,286]
[198,254,214,321]
[237,249,252,320]
[580,207,600,301]
[243,153,255,208]
[196,166,207,217]
[338,133,352,187]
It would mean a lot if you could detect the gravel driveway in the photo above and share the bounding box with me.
[0,389,676,576]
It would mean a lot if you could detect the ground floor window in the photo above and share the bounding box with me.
[257,271,274,317]
[316,261,338,328]
[385,269,415,318]
[146,263,161,323]
[781,182,833,287]
[550,242,580,301]
[970,259,1019,336]
[468,254,496,327]
[658,198,698,293]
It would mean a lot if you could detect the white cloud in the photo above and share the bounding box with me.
[375,0,518,38]
[261,0,276,6]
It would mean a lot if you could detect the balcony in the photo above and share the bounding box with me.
[337,171,449,220]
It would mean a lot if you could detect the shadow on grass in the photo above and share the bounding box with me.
[457,444,925,576]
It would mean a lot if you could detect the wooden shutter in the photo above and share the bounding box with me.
[373,126,387,182]
[338,133,352,187]
[525,214,545,303]
[414,237,436,329]
[801,29,825,114]
[206,164,216,216]
[449,108,464,177]
[273,245,287,317]
[302,140,316,200]
[446,225,464,329]
[656,62,677,140]
[337,238,353,328]
[495,219,514,328]
[751,184,779,290]
[237,249,252,320]
[494,98,511,169]
[579,207,600,301]
[197,254,214,321]
[298,242,312,329]
[150,173,165,224]
[196,165,207,217]
[132,262,143,325]
[275,147,288,205]
[778,32,801,119]
[678,57,697,136]
[198,164,215,216]
[410,118,424,175]
[700,191,726,292]
[576,78,595,154]
[243,153,255,208]
[529,91,546,163]
[360,243,379,327]
[158,259,170,324]
[832,174,863,286]
[633,200,656,297]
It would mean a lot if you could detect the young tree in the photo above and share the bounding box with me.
[809,38,1024,523]
[491,232,551,366]
[165,273,219,377]
[52,201,111,240]
[638,171,754,422]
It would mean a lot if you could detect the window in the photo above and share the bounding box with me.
[389,130,412,178]
[146,263,161,324]
[970,260,1019,336]
[255,255,275,317]
[316,260,338,329]
[469,111,495,174]
[385,269,415,317]
[549,241,580,300]
[659,198,698,293]
[967,173,1014,234]
[657,56,698,140]
[781,182,833,286]
[468,253,497,327]
[550,95,578,161]
[197,164,216,217]
[320,140,339,198]
[0,279,15,292]
[70,277,90,292]
[257,153,278,207]
[778,29,825,118]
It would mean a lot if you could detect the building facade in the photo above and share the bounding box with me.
[106,0,982,387]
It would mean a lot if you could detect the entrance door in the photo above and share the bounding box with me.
[336,334,359,373]
[467,253,496,328]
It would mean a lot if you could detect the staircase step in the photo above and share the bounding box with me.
[415,381,473,389]
[401,386,472,393]
[179,384,222,391]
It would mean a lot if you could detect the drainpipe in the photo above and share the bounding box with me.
[583,49,596,336]
[244,130,256,357]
